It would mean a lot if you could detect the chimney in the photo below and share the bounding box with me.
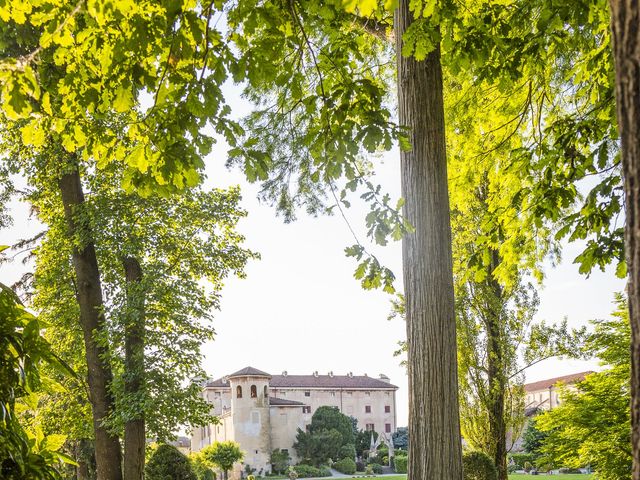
[313,371,319,377]
[379,374,390,383]
[328,371,334,377]
[364,373,368,377]
[347,372,353,377]
[282,371,288,376]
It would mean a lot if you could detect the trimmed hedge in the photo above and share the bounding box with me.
[146,444,197,480]
[393,456,407,474]
[507,453,537,470]
[369,463,383,474]
[333,458,356,475]
[462,451,497,480]
[292,465,332,478]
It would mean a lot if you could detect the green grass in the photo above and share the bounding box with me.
[509,475,592,479]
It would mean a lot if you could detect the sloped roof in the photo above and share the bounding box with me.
[205,371,397,390]
[524,371,593,393]
[227,366,271,379]
[269,397,305,407]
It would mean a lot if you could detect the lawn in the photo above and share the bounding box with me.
[509,475,593,480]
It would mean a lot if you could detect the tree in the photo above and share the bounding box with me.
[270,448,291,474]
[521,418,547,457]
[536,295,631,479]
[293,406,356,465]
[308,406,354,446]
[608,2,640,476]
[202,441,244,480]
[146,444,197,480]
[392,427,408,451]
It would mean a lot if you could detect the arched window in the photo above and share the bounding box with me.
[264,386,268,397]
[236,386,242,398]
[251,385,257,398]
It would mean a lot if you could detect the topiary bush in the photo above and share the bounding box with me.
[462,451,497,480]
[393,456,407,474]
[369,463,383,474]
[146,444,197,480]
[333,458,356,475]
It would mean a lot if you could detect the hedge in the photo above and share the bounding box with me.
[507,453,537,470]
[292,465,331,478]
[393,456,407,474]
[462,451,497,480]
[333,458,356,475]
[146,445,197,480]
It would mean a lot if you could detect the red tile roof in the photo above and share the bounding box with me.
[206,368,397,390]
[524,371,593,393]
[269,397,305,407]
[227,367,271,378]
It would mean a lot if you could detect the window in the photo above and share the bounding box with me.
[303,406,311,414]
[385,423,391,433]
[366,423,375,432]
[282,449,289,455]
[304,391,311,397]
[251,385,257,398]
[330,391,336,397]
[215,391,221,397]
[385,405,391,413]
[236,386,242,398]
[264,386,268,397]
[365,405,371,413]
[365,392,370,396]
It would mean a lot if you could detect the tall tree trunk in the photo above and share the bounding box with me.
[122,257,146,480]
[609,2,640,477]
[486,250,507,480]
[58,168,123,480]
[395,3,463,478]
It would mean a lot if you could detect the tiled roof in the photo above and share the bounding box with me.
[524,371,593,393]
[269,397,305,407]
[227,366,271,378]
[205,371,397,390]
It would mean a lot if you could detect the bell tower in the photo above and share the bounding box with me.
[228,367,272,475]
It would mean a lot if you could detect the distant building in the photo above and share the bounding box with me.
[524,371,594,414]
[511,371,593,451]
[191,366,398,477]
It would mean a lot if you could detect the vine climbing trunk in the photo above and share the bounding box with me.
[395,2,463,479]
[486,249,507,480]
[123,257,145,480]
[58,165,123,480]
[609,1,640,477]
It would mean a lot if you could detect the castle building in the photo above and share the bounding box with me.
[191,367,399,476]
[524,371,593,413]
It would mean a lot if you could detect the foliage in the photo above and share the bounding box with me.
[507,453,536,470]
[462,451,498,480]
[391,427,408,451]
[202,441,244,479]
[338,444,356,460]
[393,455,407,474]
[333,458,356,475]
[522,418,547,456]
[291,464,331,478]
[536,295,631,480]
[146,444,197,480]
[293,407,355,466]
[0,278,75,480]
[355,429,378,457]
[369,463,383,474]
[270,448,291,474]
[189,452,216,480]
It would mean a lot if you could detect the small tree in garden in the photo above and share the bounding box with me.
[146,444,197,480]
[202,441,244,480]
[271,448,291,474]
[462,451,498,480]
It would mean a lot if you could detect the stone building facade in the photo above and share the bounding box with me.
[191,367,398,476]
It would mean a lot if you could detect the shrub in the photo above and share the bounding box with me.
[524,461,533,473]
[333,458,356,475]
[393,456,407,474]
[318,467,332,477]
[339,444,356,460]
[288,466,299,480]
[146,444,197,480]
[292,464,331,478]
[462,451,497,480]
[365,465,374,475]
[189,452,216,480]
[356,460,365,472]
[271,449,291,474]
[559,467,583,474]
[507,453,536,470]
[369,463,383,474]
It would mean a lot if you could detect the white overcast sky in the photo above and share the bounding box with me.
[0,83,626,428]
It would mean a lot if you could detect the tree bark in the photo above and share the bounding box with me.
[58,168,123,480]
[486,250,507,480]
[395,3,463,478]
[609,1,640,477]
[122,257,146,480]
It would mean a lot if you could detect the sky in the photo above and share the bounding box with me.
[0,83,626,428]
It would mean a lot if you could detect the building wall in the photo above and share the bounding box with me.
[269,406,307,463]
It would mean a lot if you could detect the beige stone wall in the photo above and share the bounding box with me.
[269,406,307,463]
[271,387,396,435]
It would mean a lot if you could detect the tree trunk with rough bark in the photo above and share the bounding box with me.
[486,250,507,480]
[609,1,640,477]
[58,168,123,480]
[395,3,463,478]
[122,257,146,480]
